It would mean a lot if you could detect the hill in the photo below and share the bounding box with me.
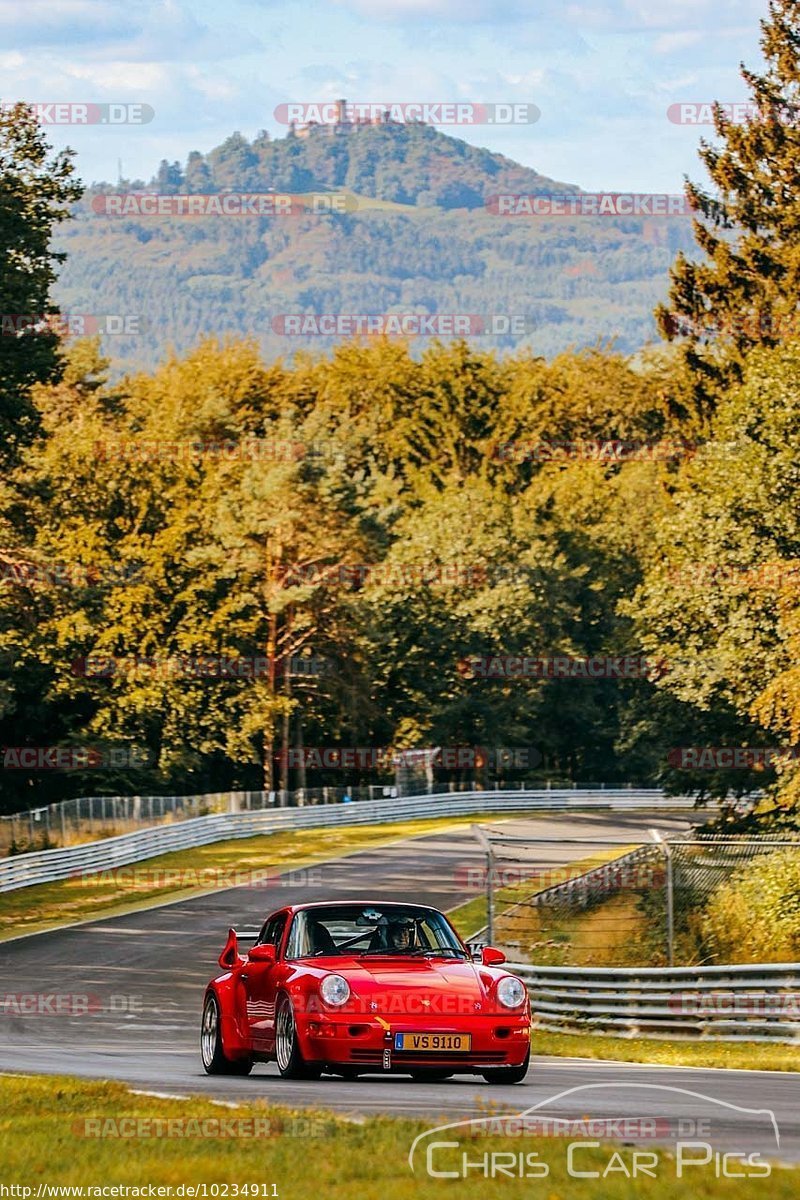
[52,121,695,372]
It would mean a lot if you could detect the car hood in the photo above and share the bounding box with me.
[310,956,508,1014]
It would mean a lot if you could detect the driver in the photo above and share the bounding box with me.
[386,916,415,952]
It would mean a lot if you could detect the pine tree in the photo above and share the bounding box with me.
[656,0,800,418]
[0,104,82,465]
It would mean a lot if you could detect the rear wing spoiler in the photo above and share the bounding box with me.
[219,927,260,969]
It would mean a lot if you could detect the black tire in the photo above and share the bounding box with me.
[482,1049,530,1085]
[274,995,321,1080]
[201,992,253,1076]
[409,1070,454,1082]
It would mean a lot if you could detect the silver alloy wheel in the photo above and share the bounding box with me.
[201,996,218,1068]
[275,1002,294,1072]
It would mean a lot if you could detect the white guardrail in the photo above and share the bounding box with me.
[510,962,800,1043]
[0,788,694,893]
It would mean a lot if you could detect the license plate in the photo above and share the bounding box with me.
[393,1033,471,1052]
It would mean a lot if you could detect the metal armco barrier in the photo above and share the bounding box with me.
[0,789,694,893]
[512,962,800,1042]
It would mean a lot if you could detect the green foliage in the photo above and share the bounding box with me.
[0,335,704,807]
[0,103,82,465]
[629,341,800,815]
[700,846,800,962]
[657,0,800,416]
[180,120,566,212]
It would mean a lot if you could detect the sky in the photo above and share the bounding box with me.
[0,0,771,193]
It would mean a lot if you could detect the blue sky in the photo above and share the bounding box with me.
[1,0,769,192]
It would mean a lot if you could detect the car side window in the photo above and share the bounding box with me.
[284,913,308,959]
[261,914,287,951]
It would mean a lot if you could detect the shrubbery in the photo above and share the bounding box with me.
[700,848,800,963]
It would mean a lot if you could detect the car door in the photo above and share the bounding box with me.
[243,912,287,1053]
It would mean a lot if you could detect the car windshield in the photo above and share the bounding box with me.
[284,904,467,959]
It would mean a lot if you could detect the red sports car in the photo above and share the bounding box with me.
[201,900,531,1083]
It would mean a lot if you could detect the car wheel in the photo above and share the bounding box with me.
[409,1071,454,1082]
[275,995,321,1079]
[201,992,253,1076]
[482,1049,530,1085]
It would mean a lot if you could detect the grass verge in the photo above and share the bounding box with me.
[534,1028,800,1072]
[0,1073,795,1197]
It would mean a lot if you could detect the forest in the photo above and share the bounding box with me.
[1,0,800,829]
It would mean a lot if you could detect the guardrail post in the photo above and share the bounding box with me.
[664,840,675,967]
[472,824,494,946]
[650,828,674,966]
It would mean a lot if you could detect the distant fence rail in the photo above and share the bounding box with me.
[0,780,671,852]
[0,788,695,893]
[513,961,800,1042]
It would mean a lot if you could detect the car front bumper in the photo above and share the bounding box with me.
[298,1012,531,1071]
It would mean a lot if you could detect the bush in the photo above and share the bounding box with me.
[700,847,800,963]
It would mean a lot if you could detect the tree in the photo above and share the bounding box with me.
[155,159,184,194]
[0,332,708,807]
[185,151,213,194]
[656,0,800,419]
[629,342,800,820]
[0,339,372,803]
[0,104,82,465]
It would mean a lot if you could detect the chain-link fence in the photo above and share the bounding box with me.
[467,825,800,967]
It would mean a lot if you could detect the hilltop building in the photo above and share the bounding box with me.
[293,100,400,138]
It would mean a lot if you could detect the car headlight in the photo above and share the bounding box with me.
[496,975,526,1009]
[320,974,350,1006]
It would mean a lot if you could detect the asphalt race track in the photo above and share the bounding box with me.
[1,812,798,1162]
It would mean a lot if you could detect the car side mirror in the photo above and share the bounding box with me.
[248,942,277,964]
[481,946,506,966]
[219,928,240,969]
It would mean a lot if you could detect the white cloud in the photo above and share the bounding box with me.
[66,62,172,91]
[280,60,547,116]
[331,0,531,22]
[566,0,763,33]
[0,0,259,62]
[0,0,145,48]
[653,31,705,54]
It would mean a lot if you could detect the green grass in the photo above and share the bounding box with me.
[0,812,528,941]
[534,1028,800,1071]
[0,1073,795,1197]
[502,886,668,967]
